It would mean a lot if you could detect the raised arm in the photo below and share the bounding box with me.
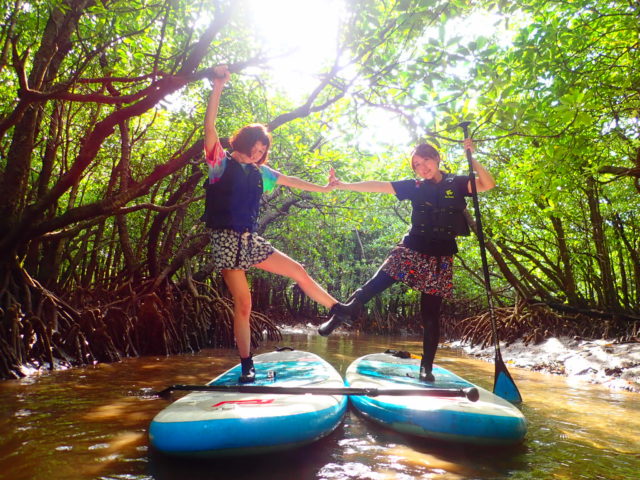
[470,159,496,192]
[464,138,496,193]
[204,65,231,153]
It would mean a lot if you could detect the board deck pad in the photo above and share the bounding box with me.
[150,350,347,457]
[213,359,330,387]
[346,352,527,446]
[355,359,473,389]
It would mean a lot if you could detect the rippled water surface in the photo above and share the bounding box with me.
[1,332,638,479]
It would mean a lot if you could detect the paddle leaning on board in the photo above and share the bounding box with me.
[150,349,482,457]
[150,348,525,456]
[157,380,480,400]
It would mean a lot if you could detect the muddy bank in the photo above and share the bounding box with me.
[454,336,640,393]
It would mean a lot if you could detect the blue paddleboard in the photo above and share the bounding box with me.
[150,350,347,456]
[346,352,527,446]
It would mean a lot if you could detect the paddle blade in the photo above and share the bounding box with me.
[493,355,523,404]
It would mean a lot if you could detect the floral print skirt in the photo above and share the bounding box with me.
[211,229,275,271]
[380,246,454,298]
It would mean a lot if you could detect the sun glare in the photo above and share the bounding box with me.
[238,4,518,153]
[244,0,343,98]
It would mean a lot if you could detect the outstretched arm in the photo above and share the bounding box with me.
[204,65,230,154]
[276,173,335,192]
[328,167,395,194]
[334,180,395,194]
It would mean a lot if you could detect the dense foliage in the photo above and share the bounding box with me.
[0,0,638,378]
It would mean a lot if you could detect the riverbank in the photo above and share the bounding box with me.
[281,324,640,393]
[453,336,640,393]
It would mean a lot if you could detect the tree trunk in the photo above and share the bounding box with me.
[463,210,532,299]
[548,214,581,305]
[584,177,619,310]
[0,0,94,227]
[611,213,640,309]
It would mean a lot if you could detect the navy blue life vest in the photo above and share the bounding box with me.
[201,154,263,232]
[409,174,470,240]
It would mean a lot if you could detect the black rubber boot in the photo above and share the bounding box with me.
[318,271,395,337]
[318,300,361,336]
[239,355,256,383]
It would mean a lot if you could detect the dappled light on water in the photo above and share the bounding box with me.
[0,332,638,480]
[83,398,153,425]
[519,374,640,454]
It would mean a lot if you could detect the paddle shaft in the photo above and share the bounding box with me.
[458,122,522,403]
[458,122,501,355]
[157,384,480,401]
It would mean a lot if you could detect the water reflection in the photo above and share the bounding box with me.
[0,332,638,480]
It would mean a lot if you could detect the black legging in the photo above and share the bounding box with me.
[350,266,397,304]
[352,268,443,371]
[420,293,442,371]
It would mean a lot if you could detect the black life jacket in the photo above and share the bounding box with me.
[409,174,470,240]
[201,154,263,232]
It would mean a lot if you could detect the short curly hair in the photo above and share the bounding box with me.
[230,124,272,165]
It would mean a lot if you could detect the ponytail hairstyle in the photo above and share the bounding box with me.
[230,124,272,165]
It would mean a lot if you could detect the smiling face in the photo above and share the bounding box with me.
[411,155,442,182]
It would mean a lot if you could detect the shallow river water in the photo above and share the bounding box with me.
[0,331,638,480]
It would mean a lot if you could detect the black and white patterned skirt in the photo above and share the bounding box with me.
[210,229,275,271]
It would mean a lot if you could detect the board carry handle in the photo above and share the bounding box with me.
[155,384,480,402]
[458,121,523,404]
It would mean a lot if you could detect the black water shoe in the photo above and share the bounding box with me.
[239,356,256,383]
[419,365,435,383]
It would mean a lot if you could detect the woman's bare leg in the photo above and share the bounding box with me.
[254,249,337,309]
[221,269,252,358]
